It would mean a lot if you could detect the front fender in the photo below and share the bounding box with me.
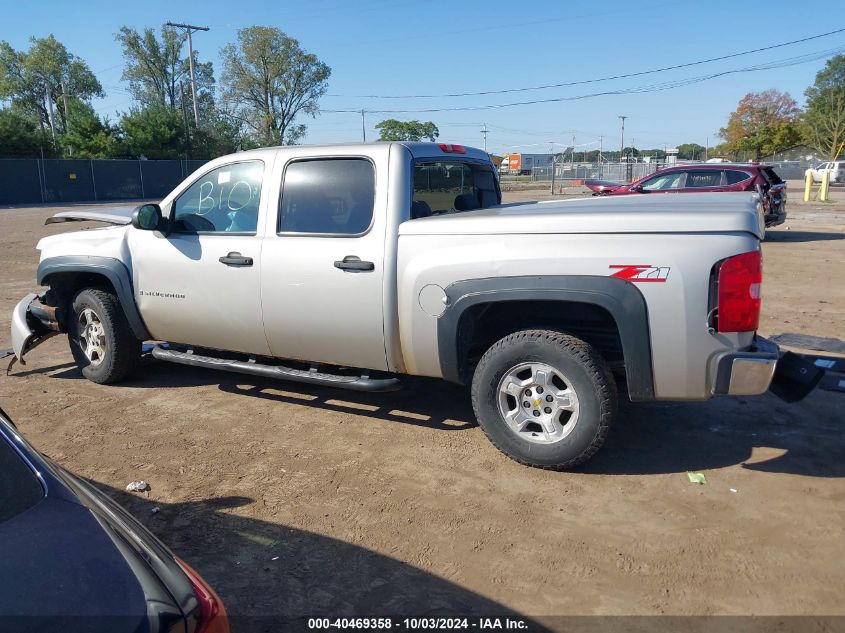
[36,256,150,341]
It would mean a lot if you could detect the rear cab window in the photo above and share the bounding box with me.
[0,430,44,523]
[411,160,501,219]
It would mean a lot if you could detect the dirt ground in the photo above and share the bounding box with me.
[1,184,844,627]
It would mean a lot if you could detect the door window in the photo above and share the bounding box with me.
[279,159,375,235]
[685,170,724,188]
[725,170,752,185]
[640,171,685,191]
[172,161,264,234]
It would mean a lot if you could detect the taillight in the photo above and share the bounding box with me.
[439,143,466,154]
[175,557,229,633]
[716,250,762,333]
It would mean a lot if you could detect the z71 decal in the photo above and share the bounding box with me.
[609,265,670,283]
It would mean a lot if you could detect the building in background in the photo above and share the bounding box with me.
[500,153,555,175]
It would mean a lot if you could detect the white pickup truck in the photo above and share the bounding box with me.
[10,142,816,469]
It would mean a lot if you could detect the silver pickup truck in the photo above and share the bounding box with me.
[10,142,813,470]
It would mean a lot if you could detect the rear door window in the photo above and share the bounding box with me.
[279,158,375,235]
[685,170,724,188]
[725,170,753,185]
[0,433,44,523]
[411,161,500,218]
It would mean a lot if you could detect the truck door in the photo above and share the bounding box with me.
[260,150,388,371]
[128,159,272,355]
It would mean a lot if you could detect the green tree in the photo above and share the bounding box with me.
[802,55,845,160]
[62,100,116,158]
[375,119,439,142]
[220,26,330,145]
[118,104,185,158]
[191,107,258,157]
[0,35,102,139]
[719,90,801,159]
[0,107,52,157]
[676,143,705,160]
[116,25,214,111]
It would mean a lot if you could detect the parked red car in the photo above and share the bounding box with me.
[585,163,786,227]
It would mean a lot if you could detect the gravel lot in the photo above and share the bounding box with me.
[1,185,844,626]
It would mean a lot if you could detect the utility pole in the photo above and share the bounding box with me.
[361,109,366,142]
[618,115,627,163]
[705,136,709,161]
[599,135,603,178]
[481,123,488,152]
[572,134,576,166]
[166,22,209,127]
[179,80,191,158]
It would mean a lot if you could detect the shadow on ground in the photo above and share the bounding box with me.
[34,356,845,479]
[91,482,544,631]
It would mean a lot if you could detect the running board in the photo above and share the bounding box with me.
[150,345,401,392]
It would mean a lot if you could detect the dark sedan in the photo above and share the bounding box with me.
[0,405,228,633]
[585,163,787,227]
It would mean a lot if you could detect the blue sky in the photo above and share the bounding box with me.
[3,0,843,153]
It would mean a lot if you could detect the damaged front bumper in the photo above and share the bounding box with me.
[10,292,62,368]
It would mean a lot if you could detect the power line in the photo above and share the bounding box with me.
[327,27,845,100]
[321,45,845,115]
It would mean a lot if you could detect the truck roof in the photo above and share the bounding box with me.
[230,141,490,162]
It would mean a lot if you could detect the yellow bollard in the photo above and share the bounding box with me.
[804,170,814,202]
[820,170,830,202]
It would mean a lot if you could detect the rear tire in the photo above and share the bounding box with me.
[67,288,141,384]
[471,329,617,470]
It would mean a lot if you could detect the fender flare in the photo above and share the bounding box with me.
[436,275,655,401]
[37,256,151,340]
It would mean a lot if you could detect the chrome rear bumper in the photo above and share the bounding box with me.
[712,336,779,396]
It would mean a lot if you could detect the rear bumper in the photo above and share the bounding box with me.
[712,336,823,401]
[712,336,779,396]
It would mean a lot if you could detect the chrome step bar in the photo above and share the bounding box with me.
[151,345,401,392]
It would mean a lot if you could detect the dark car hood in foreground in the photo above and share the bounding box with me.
[0,416,196,632]
[0,496,148,626]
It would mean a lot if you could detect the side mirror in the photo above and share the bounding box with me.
[630,184,644,193]
[131,203,162,231]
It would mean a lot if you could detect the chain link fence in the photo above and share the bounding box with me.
[0,158,208,206]
[503,161,662,184]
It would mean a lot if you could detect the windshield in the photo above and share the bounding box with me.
[411,161,500,218]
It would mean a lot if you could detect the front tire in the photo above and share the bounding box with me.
[471,329,617,470]
[67,288,141,384]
